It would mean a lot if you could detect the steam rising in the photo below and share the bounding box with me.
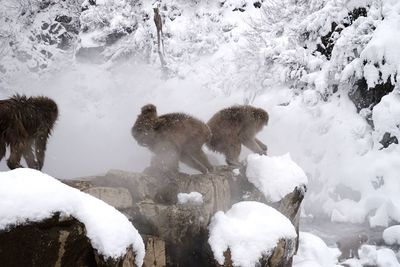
[0,61,247,179]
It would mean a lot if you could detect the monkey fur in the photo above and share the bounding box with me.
[337,234,368,261]
[132,104,213,174]
[0,95,58,170]
[207,105,269,166]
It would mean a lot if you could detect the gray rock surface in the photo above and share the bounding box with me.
[65,165,306,267]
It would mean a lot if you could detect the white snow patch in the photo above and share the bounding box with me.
[177,192,204,205]
[208,201,296,267]
[246,153,308,202]
[377,248,400,267]
[293,232,336,267]
[0,169,145,266]
[383,225,400,246]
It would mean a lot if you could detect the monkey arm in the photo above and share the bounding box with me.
[23,139,39,169]
[242,138,265,155]
[255,138,267,152]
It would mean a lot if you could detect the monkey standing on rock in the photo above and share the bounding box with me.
[0,95,58,170]
[207,105,269,166]
[337,234,368,262]
[131,104,214,174]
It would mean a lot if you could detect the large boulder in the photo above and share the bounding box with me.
[0,213,138,267]
[66,164,306,267]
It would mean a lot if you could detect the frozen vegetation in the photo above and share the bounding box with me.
[1,0,400,264]
[0,168,145,266]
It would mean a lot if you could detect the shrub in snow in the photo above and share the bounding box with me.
[80,0,139,46]
[0,168,145,266]
[246,153,308,202]
[208,201,296,267]
[383,225,400,245]
[177,191,204,205]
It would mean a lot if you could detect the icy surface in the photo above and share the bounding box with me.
[208,201,296,267]
[0,169,145,266]
[177,192,203,205]
[246,153,308,202]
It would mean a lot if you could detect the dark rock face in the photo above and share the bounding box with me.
[349,78,395,113]
[0,213,139,267]
[379,132,398,149]
[0,214,97,267]
[66,165,305,267]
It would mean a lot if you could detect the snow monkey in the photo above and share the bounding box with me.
[207,105,269,166]
[0,95,58,170]
[336,234,368,261]
[153,1,164,54]
[131,104,214,174]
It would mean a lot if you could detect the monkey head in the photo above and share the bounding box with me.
[141,104,157,117]
[34,96,58,125]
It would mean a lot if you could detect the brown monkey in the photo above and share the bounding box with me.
[207,105,269,166]
[0,95,58,170]
[131,104,213,174]
[336,234,368,261]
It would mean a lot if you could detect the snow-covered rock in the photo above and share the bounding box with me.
[177,191,204,205]
[293,232,336,267]
[208,201,297,267]
[246,153,308,202]
[383,225,400,246]
[0,168,145,266]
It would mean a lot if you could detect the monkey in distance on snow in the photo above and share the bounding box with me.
[131,104,214,174]
[0,95,58,170]
[207,105,269,166]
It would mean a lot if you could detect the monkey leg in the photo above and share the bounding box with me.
[180,151,209,174]
[34,133,49,170]
[0,140,5,162]
[192,149,214,173]
[255,138,268,153]
[7,142,24,169]
[225,142,241,166]
[23,142,39,169]
[242,138,265,155]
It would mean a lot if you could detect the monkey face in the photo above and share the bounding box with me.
[141,104,157,114]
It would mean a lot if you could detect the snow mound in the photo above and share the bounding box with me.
[246,153,308,202]
[293,232,336,267]
[383,225,400,245]
[177,192,203,205]
[208,201,297,267]
[0,168,145,266]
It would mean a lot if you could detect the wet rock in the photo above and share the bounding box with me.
[0,213,139,267]
[379,132,398,149]
[349,78,395,113]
